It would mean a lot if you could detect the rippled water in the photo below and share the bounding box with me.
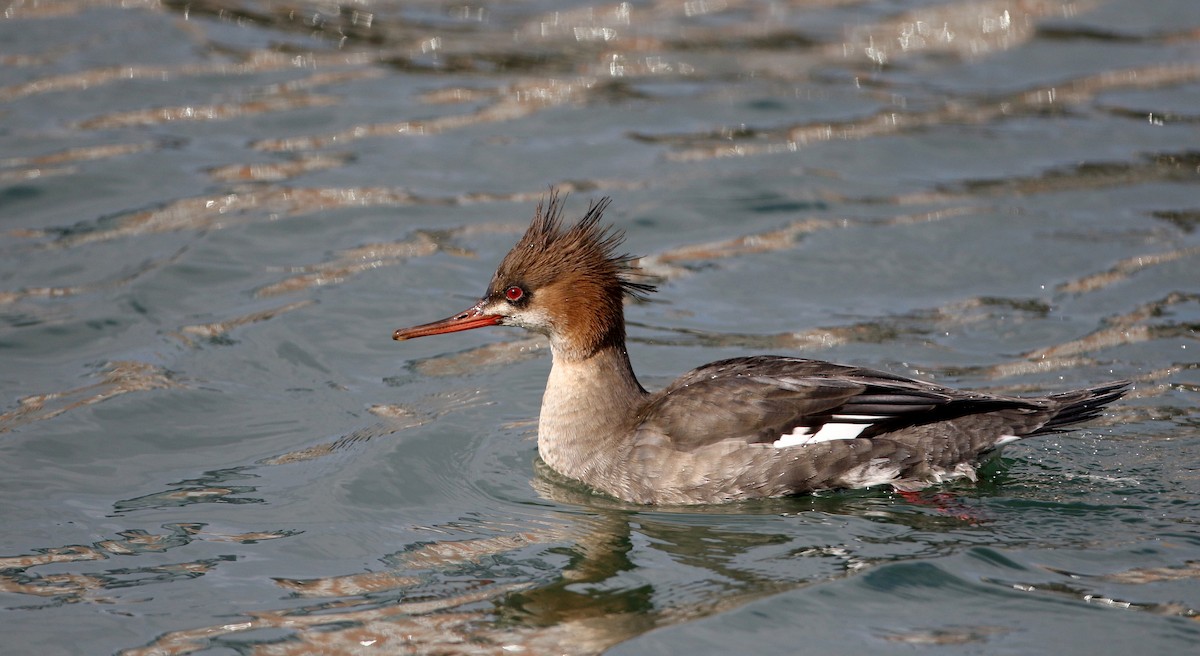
[2,0,1199,654]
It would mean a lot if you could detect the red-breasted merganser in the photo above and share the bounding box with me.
[393,193,1130,505]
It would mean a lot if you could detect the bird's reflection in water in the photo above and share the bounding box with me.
[119,458,989,655]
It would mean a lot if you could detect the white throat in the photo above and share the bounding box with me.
[536,345,646,484]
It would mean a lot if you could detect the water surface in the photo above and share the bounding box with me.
[1,0,1199,654]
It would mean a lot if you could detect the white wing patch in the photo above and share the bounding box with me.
[993,434,1021,447]
[772,415,884,448]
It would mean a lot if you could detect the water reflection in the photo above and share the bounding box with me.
[96,461,995,653]
[0,522,279,609]
[2,430,1193,654]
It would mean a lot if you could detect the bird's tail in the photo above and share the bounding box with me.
[1034,380,1131,434]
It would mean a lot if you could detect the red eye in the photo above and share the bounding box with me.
[505,285,524,301]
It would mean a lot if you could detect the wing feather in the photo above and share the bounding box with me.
[632,356,1036,452]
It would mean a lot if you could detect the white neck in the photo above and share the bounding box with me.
[537,343,647,488]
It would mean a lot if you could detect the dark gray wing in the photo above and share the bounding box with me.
[631,356,1030,451]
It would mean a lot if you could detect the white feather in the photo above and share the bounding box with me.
[772,415,885,448]
[835,458,902,489]
[993,434,1021,447]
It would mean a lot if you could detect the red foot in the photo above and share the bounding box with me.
[896,490,986,523]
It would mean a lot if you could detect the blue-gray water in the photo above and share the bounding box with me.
[2,1,1199,654]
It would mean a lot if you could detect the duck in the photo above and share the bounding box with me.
[393,192,1129,505]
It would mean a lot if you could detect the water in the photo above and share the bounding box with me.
[1,0,1198,653]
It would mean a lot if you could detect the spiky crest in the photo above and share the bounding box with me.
[491,190,654,302]
[487,189,654,358]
